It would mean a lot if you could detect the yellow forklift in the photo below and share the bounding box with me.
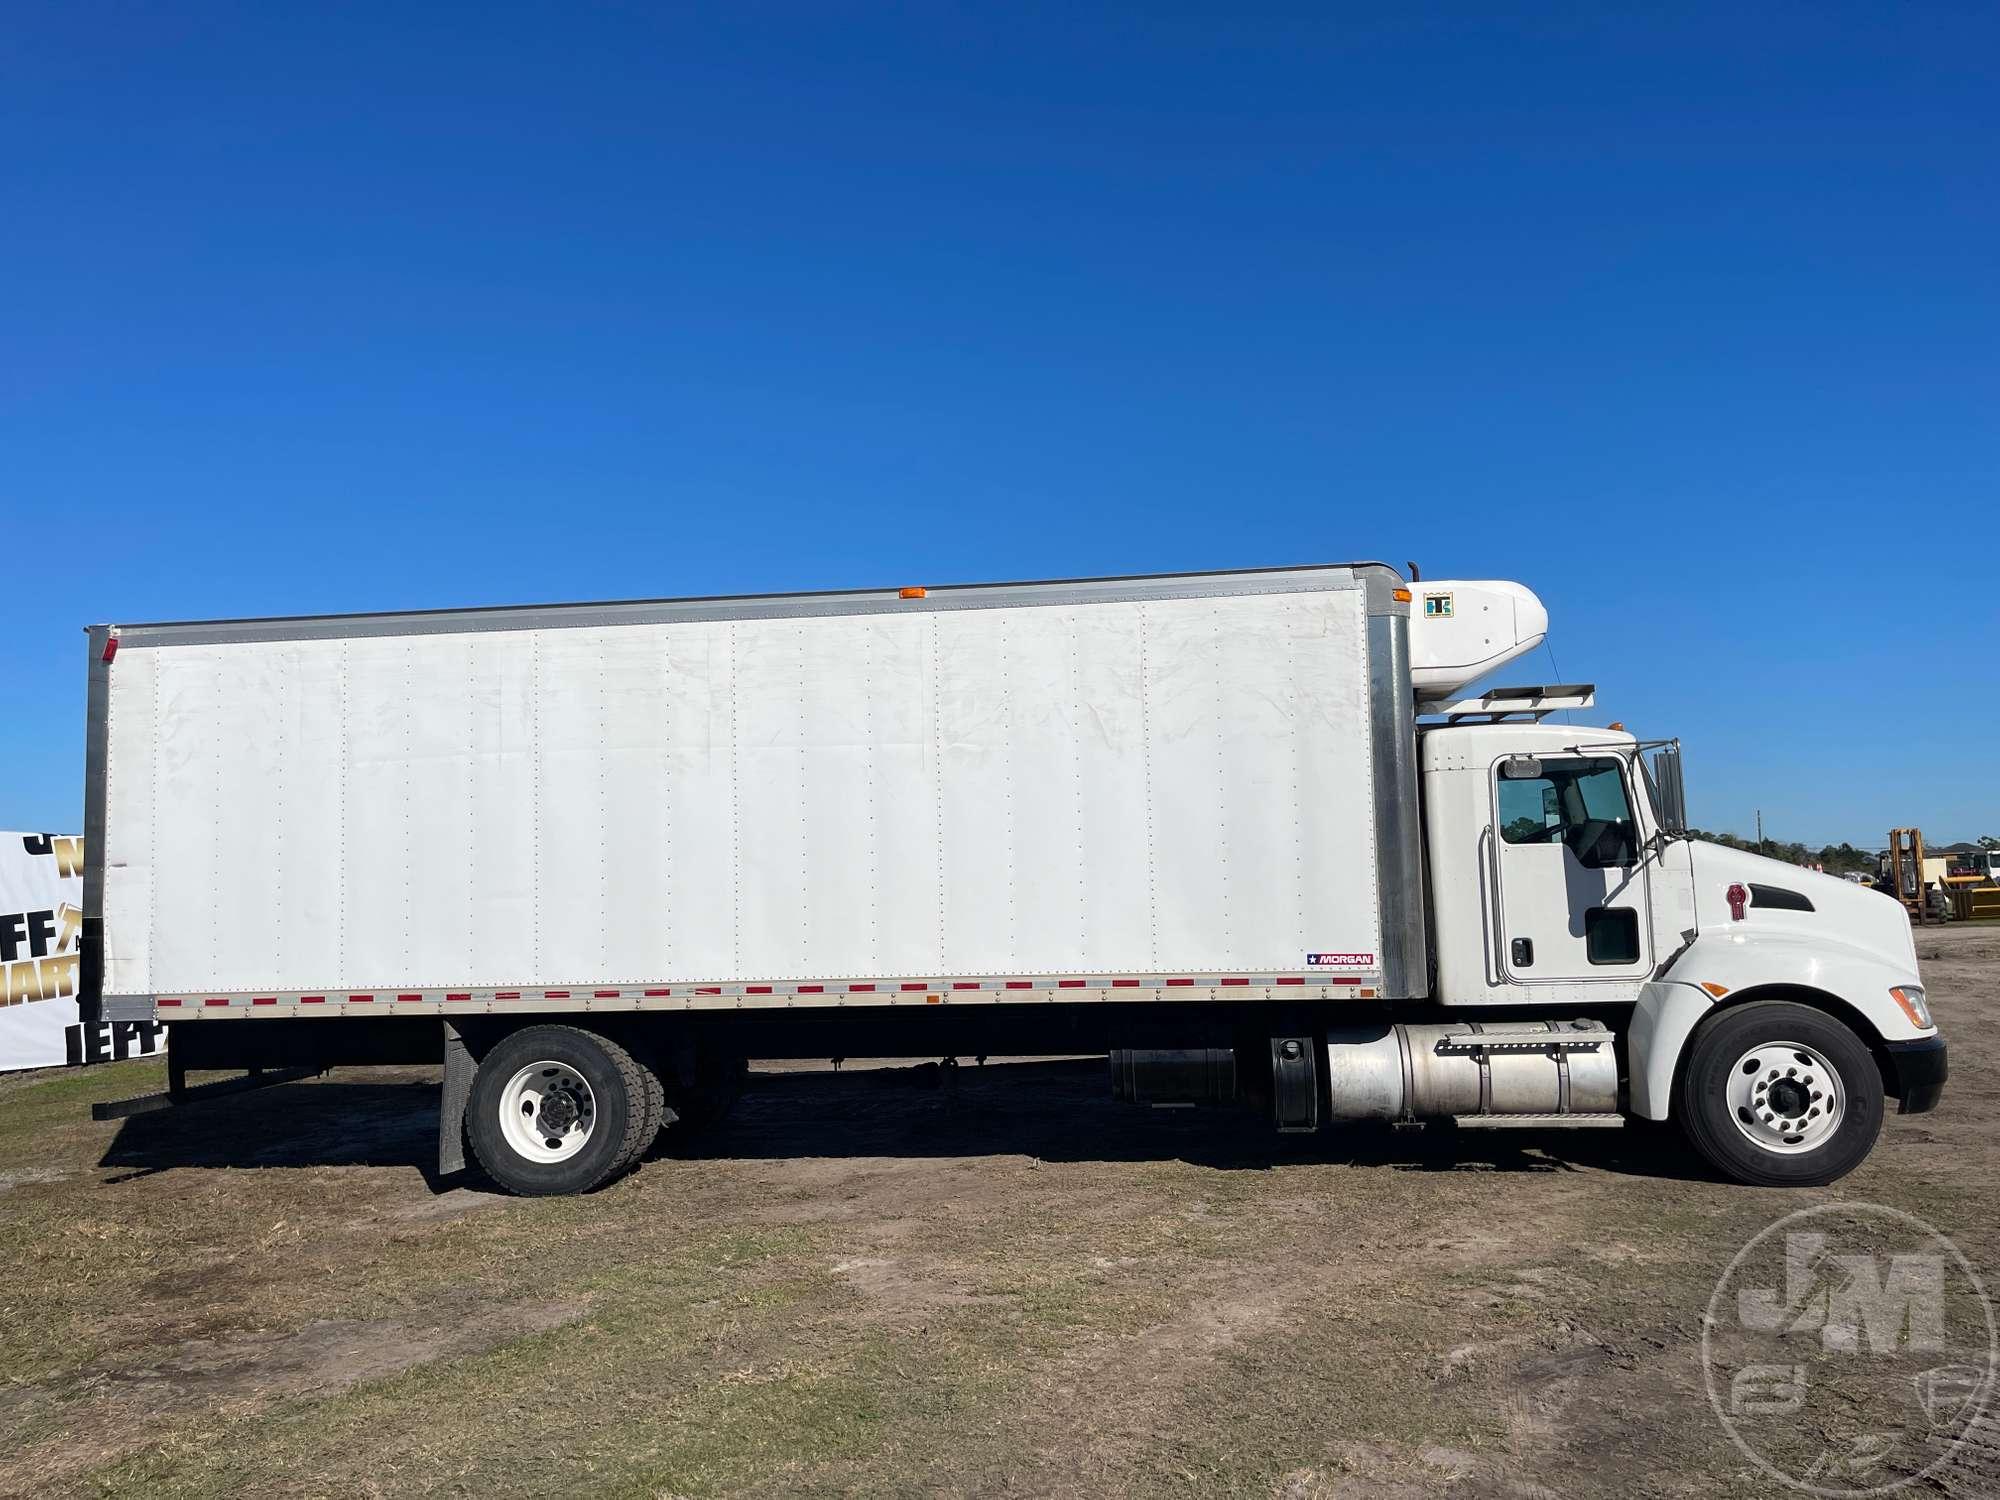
[1886,828,1943,924]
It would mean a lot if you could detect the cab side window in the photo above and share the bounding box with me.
[1497,758,1637,869]
[1498,776,1562,844]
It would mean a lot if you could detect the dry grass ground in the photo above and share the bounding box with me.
[2,926,1997,1498]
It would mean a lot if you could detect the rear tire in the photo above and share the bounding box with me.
[467,1025,650,1196]
[624,1044,668,1165]
[1679,1000,1884,1187]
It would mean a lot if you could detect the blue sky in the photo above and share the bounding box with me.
[4,2,1995,847]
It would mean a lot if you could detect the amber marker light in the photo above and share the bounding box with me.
[1889,986,1933,1029]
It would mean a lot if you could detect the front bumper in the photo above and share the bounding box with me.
[1884,1034,1947,1114]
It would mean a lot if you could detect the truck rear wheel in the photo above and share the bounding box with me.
[467,1025,651,1196]
[628,1050,667,1165]
[1679,1000,1883,1187]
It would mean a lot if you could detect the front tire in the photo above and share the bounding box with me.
[1679,1000,1884,1186]
[467,1025,650,1196]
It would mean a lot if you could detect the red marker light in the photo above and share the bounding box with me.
[1726,883,1748,921]
[101,637,119,663]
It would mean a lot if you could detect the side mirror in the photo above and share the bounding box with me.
[1637,740,1688,838]
[1499,755,1544,780]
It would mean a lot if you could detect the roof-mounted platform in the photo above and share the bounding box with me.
[1422,683,1596,724]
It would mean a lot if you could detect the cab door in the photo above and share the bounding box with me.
[1492,754,1652,987]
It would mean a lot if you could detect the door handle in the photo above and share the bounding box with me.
[1510,938,1534,968]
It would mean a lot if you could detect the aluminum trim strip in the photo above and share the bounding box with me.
[79,625,114,1025]
[122,973,1388,1019]
[99,563,1397,648]
[1368,609,1430,999]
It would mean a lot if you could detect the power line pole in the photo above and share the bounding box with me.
[1757,808,1764,854]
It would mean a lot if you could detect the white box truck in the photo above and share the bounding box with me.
[78,563,1946,1194]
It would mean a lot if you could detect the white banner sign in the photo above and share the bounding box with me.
[1,832,163,1072]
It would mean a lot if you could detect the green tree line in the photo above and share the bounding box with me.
[1685,829,1879,875]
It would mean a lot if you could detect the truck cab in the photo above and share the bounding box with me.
[1403,672,1945,1185]
[1949,849,2000,885]
[1423,715,1667,1005]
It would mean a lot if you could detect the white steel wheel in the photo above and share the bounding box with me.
[1724,1040,1845,1155]
[1680,999,1883,1187]
[466,1025,648,1195]
[497,1060,598,1163]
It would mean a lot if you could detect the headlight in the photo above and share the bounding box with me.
[1890,986,1933,1029]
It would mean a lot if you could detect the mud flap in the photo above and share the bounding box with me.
[440,1021,473,1176]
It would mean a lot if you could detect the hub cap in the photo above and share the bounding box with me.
[1725,1040,1845,1155]
[498,1061,597,1164]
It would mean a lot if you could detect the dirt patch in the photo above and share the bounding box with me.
[0,1289,584,1494]
[376,1185,498,1224]
[91,1297,585,1407]
[0,1166,68,1192]
[827,1253,1006,1321]
[1275,1441,1563,1500]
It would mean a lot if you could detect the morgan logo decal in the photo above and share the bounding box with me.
[1306,952,1374,968]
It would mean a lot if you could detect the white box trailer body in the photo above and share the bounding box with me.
[89,565,1430,1015]
[76,561,1945,1195]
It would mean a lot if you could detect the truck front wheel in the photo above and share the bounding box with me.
[467,1025,651,1196]
[1679,1000,1884,1187]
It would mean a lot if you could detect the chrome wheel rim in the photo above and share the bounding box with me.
[498,1061,597,1164]
[1725,1040,1845,1154]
